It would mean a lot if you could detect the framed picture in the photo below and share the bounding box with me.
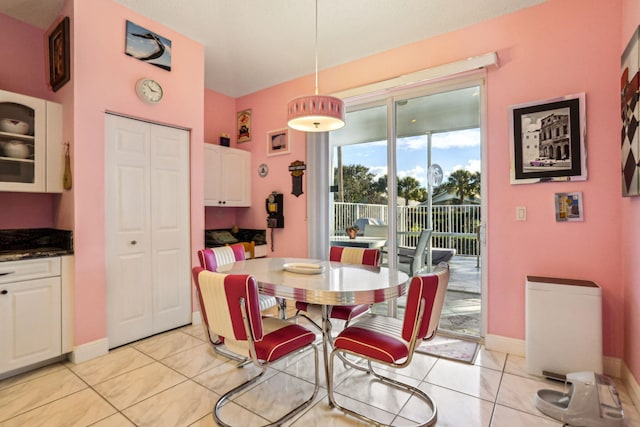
[554,192,583,222]
[510,93,587,184]
[622,26,640,196]
[125,21,172,71]
[48,17,70,92]
[266,128,290,156]
[237,109,252,143]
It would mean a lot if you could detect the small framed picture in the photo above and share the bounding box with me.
[48,17,70,92]
[237,109,252,143]
[555,192,583,222]
[510,93,587,184]
[266,128,290,156]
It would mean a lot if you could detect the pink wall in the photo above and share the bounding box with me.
[236,0,625,358]
[621,0,640,383]
[71,0,204,344]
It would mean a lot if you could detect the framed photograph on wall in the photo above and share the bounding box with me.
[125,20,172,71]
[48,17,70,92]
[622,25,640,196]
[237,109,252,143]
[510,93,587,184]
[266,128,290,156]
[554,192,584,222]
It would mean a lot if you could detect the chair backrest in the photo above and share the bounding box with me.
[363,224,388,238]
[410,229,433,275]
[192,267,262,355]
[402,263,449,344]
[329,246,380,266]
[240,241,256,259]
[198,243,246,271]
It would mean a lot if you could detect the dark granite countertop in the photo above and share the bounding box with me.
[0,228,73,262]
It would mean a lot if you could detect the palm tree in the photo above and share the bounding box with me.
[398,176,427,205]
[439,170,480,205]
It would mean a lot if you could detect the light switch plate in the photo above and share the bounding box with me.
[516,206,527,221]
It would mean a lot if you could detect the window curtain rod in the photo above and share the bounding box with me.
[332,52,498,101]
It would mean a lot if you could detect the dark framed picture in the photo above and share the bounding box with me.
[266,128,290,156]
[510,93,587,184]
[125,21,172,71]
[48,17,70,92]
[622,26,640,197]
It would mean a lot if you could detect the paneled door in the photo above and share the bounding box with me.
[105,114,191,348]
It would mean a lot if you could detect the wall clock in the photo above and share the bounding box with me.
[258,163,269,177]
[135,78,163,103]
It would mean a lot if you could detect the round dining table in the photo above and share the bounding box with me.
[217,257,410,381]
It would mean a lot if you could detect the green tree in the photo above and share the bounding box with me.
[398,176,427,205]
[334,164,384,203]
[439,169,480,204]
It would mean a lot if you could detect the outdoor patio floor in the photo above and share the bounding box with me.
[440,255,482,338]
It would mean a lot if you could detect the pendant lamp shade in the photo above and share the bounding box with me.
[287,95,345,132]
[287,0,345,132]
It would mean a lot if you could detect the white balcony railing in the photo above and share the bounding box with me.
[333,202,481,256]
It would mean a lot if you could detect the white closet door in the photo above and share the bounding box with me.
[149,124,191,333]
[105,114,190,348]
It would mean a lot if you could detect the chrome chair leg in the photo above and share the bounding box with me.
[327,348,437,427]
[213,344,320,427]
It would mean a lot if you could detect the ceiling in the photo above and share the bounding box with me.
[1,0,546,98]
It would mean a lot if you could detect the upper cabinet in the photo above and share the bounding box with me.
[0,90,63,193]
[204,144,251,207]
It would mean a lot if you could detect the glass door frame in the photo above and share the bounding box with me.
[323,73,488,335]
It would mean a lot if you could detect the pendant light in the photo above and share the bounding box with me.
[287,0,345,132]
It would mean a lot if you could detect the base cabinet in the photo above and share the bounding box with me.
[0,256,71,377]
[204,144,251,206]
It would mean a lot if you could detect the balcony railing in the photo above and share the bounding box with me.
[333,202,481,256]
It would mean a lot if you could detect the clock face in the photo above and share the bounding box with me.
[136,78,163,103]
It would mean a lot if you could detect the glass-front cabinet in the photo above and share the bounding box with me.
[0,89,62,193]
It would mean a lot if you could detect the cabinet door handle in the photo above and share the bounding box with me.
[1,290,7,295]
[130,240,137,245]
[0,271,15,276]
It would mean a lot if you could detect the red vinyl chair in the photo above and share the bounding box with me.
[192,267,319,427]
[294,246,380,329]
[327,263,450,426]
[196,245,278,362]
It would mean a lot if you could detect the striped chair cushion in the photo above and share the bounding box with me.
[194,268,315,362]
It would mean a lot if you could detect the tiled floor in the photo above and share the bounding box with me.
[1,318,638,426]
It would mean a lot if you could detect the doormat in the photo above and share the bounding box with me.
[417,334,479,364]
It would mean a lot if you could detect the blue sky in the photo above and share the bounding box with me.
[339,128,481,188]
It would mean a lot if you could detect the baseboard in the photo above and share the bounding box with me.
[192,310,202,325]
[484,334,525,356]
[69,338,109,364]
[604,356,622,378]
[622,362,640,410]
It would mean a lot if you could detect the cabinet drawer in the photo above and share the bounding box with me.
[0,257,61,284]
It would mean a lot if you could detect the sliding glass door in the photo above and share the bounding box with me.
[329,77,485,339]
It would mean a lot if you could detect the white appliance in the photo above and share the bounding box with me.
[536,371,624,427]
[526,276,603,378]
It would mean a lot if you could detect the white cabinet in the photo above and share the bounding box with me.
[0,257,72,376]
[0,89,63,193]
[204,144,251,206]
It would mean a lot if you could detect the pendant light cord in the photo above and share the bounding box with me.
[314,0,319,95]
